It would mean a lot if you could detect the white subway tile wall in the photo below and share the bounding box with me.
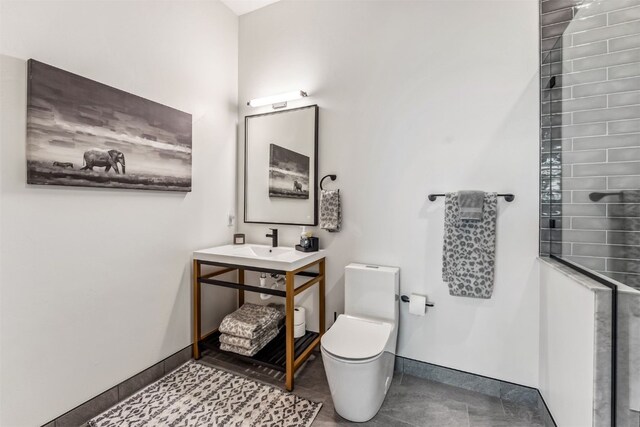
[540,0,640,287]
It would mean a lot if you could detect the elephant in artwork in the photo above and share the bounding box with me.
[80,149,126,174]
[293,180,303,192]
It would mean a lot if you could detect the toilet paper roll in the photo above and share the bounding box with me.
[409,294,427,316]
[294,307,306,326]
[294,322,306,338]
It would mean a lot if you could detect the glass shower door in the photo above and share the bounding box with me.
[541,1,640,425]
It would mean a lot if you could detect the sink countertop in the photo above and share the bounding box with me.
[193,243,325,272]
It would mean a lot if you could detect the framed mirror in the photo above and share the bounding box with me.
[244,105,318,225]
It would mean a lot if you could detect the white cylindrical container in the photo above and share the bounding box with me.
[294,323,306,338]
[294,307,306,338]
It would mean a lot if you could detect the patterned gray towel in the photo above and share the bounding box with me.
[219,323,279,349]
[320,189,341,232]
[442,192,497,299]
[220,327,280,356]
[219,303,284,339]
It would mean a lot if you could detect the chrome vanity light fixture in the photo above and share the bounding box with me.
[247,90,308,109]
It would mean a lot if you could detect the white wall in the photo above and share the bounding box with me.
[0,1,238,425]
[237,0,541,387]
[538,259,601,427]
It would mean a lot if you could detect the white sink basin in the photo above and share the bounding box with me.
[233,245,290,259]
[193,243,324,271]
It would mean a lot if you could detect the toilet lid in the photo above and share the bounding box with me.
[321,315,392,360]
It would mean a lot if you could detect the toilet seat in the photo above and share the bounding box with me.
[322,345,384,365]
[321,315,392,362]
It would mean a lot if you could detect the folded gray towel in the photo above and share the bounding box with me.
[442,192,497,299]
[220,327,280,356]
[320,189,341,232]
[219,323,279,349]
[458,190,485,221]
[218,303,284,339]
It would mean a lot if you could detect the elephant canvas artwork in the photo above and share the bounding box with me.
[268,144,310,200]
[26,59,192,191]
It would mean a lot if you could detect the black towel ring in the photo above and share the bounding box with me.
[320,174,337,190]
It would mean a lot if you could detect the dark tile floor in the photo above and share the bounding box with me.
[200,350,544,427]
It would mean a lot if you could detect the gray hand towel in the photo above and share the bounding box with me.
[220,327,280,356]
[320,189,341,232]
[219,324,279,349]
[458,190,485,221]
[218,303,285,339]
[442,192,497,299]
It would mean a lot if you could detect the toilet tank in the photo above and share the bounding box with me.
[345,263,400,323]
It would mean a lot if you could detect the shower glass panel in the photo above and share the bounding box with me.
[542,1,640,425]
[545,0,640,284]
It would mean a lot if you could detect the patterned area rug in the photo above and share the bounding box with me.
[89,361,322,427]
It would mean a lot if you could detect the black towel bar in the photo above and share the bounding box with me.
[428,193,515,202]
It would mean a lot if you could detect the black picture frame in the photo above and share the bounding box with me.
[244,105,319,226]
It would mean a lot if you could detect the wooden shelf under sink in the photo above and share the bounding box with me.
[200,329,320,372]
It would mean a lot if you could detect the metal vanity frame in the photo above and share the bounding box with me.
[192,256,326,391]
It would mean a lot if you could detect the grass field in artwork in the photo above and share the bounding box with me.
[27,161,191,191]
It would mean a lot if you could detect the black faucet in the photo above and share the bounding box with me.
[266,228,278,247]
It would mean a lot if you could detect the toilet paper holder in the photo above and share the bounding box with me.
[400,294,435,307]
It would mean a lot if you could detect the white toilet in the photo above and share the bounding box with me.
[321,263,399,422]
